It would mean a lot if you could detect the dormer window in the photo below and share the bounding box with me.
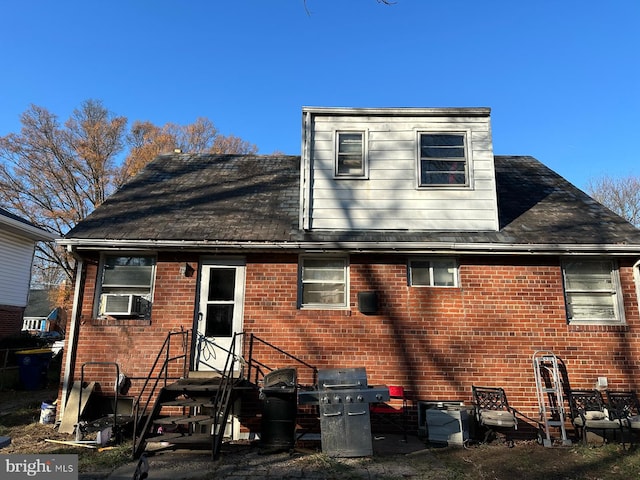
[418,133,468,187]
[335,131,367,178]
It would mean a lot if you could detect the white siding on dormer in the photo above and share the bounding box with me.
[302,109,499,231]
[0,228,36,307]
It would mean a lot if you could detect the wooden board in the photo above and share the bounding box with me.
[58,381,95,434]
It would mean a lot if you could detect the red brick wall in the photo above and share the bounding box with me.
[0,305,25,339]
[62,252,640,421]
[61,253,199,396]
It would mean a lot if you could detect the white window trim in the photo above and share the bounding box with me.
[334,130,369,179]
[562,258,625,326]
[415,129,472,189]
[95,252,157,318]
[298,255,350,310]
[408,257,459,287]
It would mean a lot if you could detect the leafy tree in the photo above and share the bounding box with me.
[587,174,640,227]
[0,100,258,287]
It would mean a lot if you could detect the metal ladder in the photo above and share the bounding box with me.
[532,351,572,447]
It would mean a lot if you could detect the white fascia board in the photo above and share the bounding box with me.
[0,216,57,242]
[301,106,491,118]
[59,238,640,256]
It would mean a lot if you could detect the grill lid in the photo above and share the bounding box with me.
[318,367,368,390]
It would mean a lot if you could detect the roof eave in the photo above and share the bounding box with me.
[58,239,640,256]
[1,217,57,242]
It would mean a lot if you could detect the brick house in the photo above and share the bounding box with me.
[0,208,56,339]
[57,107,640,440]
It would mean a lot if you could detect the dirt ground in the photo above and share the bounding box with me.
[2,387,640,479]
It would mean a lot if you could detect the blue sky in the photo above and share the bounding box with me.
[1,0,638,190]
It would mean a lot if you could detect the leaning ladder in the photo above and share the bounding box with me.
[532,351,572,447]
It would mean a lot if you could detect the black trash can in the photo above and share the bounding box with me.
[16,348,53,390]
[260,367,298,451]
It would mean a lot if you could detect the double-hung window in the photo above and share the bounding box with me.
[418,133,468,187]
[300,256,348,308]
[97,255,155,318]
[335,131,367,178]
[562,259,624,324]
[409,258,458,287]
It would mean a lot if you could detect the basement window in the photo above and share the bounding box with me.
[418,133,468,187]
[409,258,458,287]
[562,259,624,324]
[299,256,348,309]
[335,131,367,178]
[96,255,155,318]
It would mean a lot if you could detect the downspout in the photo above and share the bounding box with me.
[634,259,640,317]
[59,253,84,419]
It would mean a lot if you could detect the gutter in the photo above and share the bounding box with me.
[58,239,640,256]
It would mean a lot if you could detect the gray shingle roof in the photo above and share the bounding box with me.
[66,154,300,242]
[63,153,640,249]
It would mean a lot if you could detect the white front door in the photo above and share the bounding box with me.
[195,259,245,373]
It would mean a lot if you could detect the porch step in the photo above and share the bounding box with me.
[153,415,192,425]
[187,371,223,379]
[164,378,223,392]
[145,433,212,448]
[160,399,208,408]
[154,415,214,425]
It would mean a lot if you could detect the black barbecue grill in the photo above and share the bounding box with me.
[298,367,389,457]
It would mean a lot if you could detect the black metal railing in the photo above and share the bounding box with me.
[131,328,317,458]
[245,333,317,387]
[132,329,190,448]
[211,331,244,458]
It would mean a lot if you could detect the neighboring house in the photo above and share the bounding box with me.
[58,107,640,438]
[22,289,60,334]
[0,208,57,340]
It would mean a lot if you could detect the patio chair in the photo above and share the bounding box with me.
[605,390,640,444]
[471,386,518,446]
[370,385,408,441]
[568,389,626,447]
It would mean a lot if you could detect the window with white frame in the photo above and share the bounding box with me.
[97,255,155,317]
[418,133,468,187]
[409,258,458,287]
[335,131,366,178]
[300,256,348,308]
[562,259,624,324]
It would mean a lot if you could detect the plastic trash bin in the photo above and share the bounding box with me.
[16,348,53,390]
[260,367,298,451]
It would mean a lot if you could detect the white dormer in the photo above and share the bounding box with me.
[300,107,498,232]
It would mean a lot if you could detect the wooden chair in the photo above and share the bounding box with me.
[370,385,408,441]
[568,389,626,447]
[471,386,518,446]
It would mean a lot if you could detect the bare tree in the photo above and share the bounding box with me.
[0,100,127,284]
[120,117,257,182]
[587,174,640,227]
[0,101,259,287]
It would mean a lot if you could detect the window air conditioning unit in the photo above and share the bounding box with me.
[101,294,145,316]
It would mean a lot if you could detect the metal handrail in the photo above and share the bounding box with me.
[246,333,318,386]
[132,329,190,448]
[132,328,318,458]
[78,362,120,441]
[211,331,244,458]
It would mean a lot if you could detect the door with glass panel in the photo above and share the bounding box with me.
[195,259,245,373]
